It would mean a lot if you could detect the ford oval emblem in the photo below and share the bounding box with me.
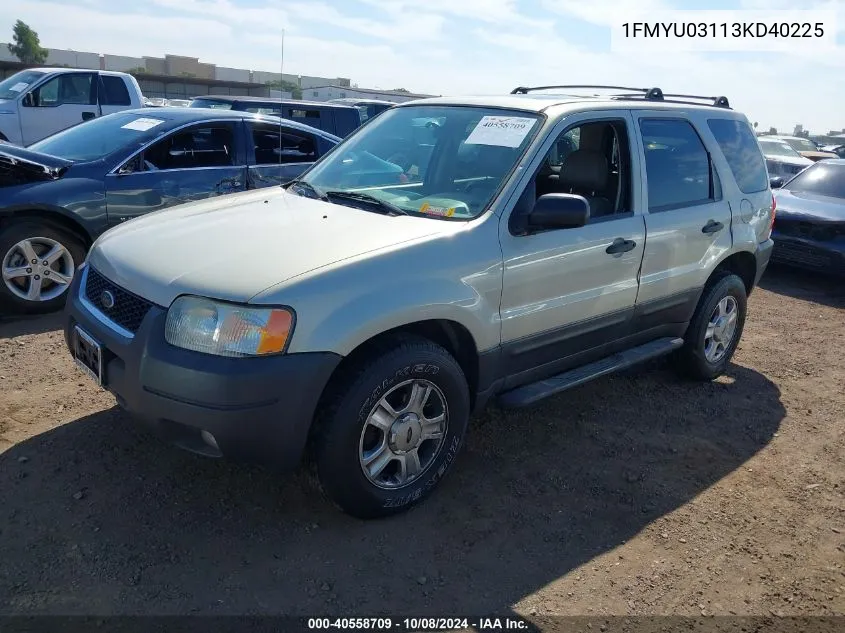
[101,290,115,310]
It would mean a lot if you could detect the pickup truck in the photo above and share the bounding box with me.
[0,68,144,146]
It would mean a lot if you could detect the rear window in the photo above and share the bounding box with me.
[100,75,131,106]
[707,119,769,194]
[189,98,232,110]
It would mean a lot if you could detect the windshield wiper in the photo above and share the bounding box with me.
[286,179,327,201]
[324,190,408,216]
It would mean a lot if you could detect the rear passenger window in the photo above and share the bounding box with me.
[100,76,131,106]
[640,119,712,212]
[143,125,235,170]
[707,118,768,193]
[249,123,318,165]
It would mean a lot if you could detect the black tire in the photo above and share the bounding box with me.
[312,335,470,519]
[674,272,747,381]
[0,220,86,315]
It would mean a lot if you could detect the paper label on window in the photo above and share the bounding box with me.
[9,82,28,92]
[121,117,165,131]
[464,116,536,148]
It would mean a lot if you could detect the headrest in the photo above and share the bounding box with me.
[559,149,608,193]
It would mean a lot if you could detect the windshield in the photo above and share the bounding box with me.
[190,98,232,110]
[0,70,44,100]
[759,139,802,158]
[29,112,172,161]
[783,137,819,152]
[783,161,845,199]
[296,105,542,219]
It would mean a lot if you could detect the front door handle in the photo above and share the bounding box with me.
[606,237,637,254]
[702,219,724,234]
[82,111,96,121]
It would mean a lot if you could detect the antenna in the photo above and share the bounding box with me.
[278,28,285,184]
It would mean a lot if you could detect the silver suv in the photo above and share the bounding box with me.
[63,85,776,519]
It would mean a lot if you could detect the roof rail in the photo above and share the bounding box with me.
[510,85,730,108]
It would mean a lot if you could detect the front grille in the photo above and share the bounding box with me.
[774,219,844,242]
[772,241,833,269]
[84,268,153,334]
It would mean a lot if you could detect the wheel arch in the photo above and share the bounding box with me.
[711,249,757,296]
[0,206,94,250]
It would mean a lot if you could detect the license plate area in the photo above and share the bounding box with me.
[73,325,103,386]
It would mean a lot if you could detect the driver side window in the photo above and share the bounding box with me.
[32,73,95,107]
[510,118,632,235]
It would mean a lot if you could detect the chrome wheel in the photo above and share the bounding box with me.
[358,379,449,490]
[704,295,738,363]
[2,237,75,302]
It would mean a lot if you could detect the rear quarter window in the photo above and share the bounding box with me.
[707,118,769,194]
[100,76,131,106]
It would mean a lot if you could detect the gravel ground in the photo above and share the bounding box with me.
[0,264,843,619]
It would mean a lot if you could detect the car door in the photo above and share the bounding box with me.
[105,121,246,226]
[19,72,98,145]
[245,119,322,188]
[498,111,646,388]
[632,114,733,327]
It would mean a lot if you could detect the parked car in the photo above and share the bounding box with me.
[820,144,845,159]
[758,137,813,181]
[769,159,845,275]
[327,98,395,122]
[63,86,773,518]
[189,95,361,138]
[0,68,144,146]
[0,108,339,314]
[762,135,837,162]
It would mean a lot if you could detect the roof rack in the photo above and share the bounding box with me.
[509,85,730,109]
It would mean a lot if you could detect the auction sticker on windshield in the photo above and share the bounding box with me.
[121,117,165,132]
[465,116,536,148]
[10,82,29,92]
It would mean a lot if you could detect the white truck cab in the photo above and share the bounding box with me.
[0,68,145,146]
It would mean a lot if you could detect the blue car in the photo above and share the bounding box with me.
[0,108,340,314]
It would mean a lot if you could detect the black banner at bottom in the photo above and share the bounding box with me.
[0,616,841,633]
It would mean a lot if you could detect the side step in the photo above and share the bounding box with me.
[497,337,684,409]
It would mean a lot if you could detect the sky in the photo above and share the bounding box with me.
[2,0,844,134]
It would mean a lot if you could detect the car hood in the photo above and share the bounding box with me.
[799,150,838,161]
[0,144,73,187]
[88,187,450,307]
[774,188,845,222]
[764,154,813,167]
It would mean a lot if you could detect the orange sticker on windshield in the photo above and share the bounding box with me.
[420,202,455,217]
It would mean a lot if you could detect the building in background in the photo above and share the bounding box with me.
[306,85,435,103]
[0,43,374,102]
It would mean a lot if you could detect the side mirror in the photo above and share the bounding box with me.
[528,193,590,231]
[22,93,34,107]
[769,176,784,189]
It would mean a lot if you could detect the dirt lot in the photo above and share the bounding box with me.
[0,264,843,620]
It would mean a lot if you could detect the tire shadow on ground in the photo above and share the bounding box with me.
[758,264,845,309]
[0,312,64,340]
[0,361,784,617]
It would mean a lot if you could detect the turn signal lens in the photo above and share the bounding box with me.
[165,296,294,357]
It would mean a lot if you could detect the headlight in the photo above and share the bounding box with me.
[165,296,294,357]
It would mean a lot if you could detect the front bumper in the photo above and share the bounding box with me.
[63,265,342,469]
[770,234,845,276]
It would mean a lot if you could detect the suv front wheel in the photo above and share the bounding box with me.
[675,272,748,380]
[312,335,470,519]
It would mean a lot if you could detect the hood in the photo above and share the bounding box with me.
[799,151,838,161]
[88,187,451,307]
[764,154,813,167]
[0,144,73,188]
[774,188,845,222]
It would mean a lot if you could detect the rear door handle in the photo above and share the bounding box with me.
[82,111,96,121]
[702,219,724,234]
[606,237,637,254]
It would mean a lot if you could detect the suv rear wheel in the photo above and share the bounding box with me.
[675,272,747,380]
[0,221,85,314]
[313,335,470,519]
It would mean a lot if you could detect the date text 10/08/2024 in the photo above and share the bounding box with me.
[307,618,530,630]
[621,22,825,38]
